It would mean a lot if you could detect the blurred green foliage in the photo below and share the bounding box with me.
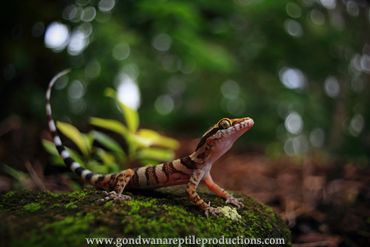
[43,89,179,173]
[1,0,369,165]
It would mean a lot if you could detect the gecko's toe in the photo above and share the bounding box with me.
[204,206,222,217]
[226,197,244,208]
[113,194,131,201]
[98,191,131,202]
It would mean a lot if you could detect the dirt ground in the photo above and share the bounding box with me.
[211,153,370,247]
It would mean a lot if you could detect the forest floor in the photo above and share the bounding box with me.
[211,153,370,247]
[0,140,369,247]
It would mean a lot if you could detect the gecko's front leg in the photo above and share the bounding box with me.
[101,169,134,201]
[203,174,244,208]
[186,169,221,217]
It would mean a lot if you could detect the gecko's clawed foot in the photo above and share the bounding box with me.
[204,203,222,217]
[99,191,131,202]
[226,196,244,208]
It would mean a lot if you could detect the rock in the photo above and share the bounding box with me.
[0,187,291,246]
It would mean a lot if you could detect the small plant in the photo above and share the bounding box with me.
[43,88,179,175]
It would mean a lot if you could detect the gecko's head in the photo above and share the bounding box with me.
[195,117,254,159]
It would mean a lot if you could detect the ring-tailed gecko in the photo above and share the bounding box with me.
[46,70,254,216]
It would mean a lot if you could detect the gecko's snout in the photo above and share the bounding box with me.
[242,117,254,128]
[247,117,254,127]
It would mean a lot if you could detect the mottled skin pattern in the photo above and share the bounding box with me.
[46,70,254,216]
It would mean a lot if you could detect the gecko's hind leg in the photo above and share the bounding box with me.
[100,169,135,202]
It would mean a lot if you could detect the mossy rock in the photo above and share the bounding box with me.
[0,187,291,247]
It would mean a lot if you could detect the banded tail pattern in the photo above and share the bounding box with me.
[45,70,110,187]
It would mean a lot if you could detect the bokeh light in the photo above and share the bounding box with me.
[349,114,365,137]
[221,80,240,100]
[112,43,130,61]
[320,0,336,9]
[98,0,116,12]
[63,4,82,22]
[68,80,85,100]
[284,135,309,155]
[310,9,325,25]
[44,22,69,51]
[152,33,172,52]
[67,30,89,55]
[309,128,325,148]
[117,73,141,110]
[286,2,302,18]
[81,6,96,22]
[324,76,340,98]
[284,112,303,135]
[284,19,303,37]
[279,67,306,89]
[346,1,359,16]
[155,95,175,115]
[84,59,101,79]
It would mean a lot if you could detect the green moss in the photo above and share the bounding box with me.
[103,200,113,208]
[12,213,97,247]
[0,188,291,247]
[64,202,77,209]
[46,191,60,198]
[50,203,60,208]
[68,190,87,199]
[4,191,16,199]
[23,202,42,212]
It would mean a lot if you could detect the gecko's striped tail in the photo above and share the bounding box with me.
[45,70,111,188]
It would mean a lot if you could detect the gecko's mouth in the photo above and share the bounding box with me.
[236,117,254,129]
[229,117,254,132]
[215,117,254,139]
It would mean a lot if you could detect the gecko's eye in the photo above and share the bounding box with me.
[218,119,231,129]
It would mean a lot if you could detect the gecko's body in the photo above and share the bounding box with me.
[46,70,254,216]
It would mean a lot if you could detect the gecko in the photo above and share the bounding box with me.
[45,70,254,216]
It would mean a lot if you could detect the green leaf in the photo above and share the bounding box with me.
[104,87,139,133]
[92,131,126,160]
[2,164,28,182]
[137,147,175,162]
[95,148,120,172]
[137,129,180,149]
[51,156,65,166]
[129,134,152,147]
[57,121,90,155]
[90,117,128,136]
[42,139,60,156]
[118,102,139,133]
[104,87,116,98]
[96,148,116,165]
[86,160,109,174]
[42,140,64,166]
